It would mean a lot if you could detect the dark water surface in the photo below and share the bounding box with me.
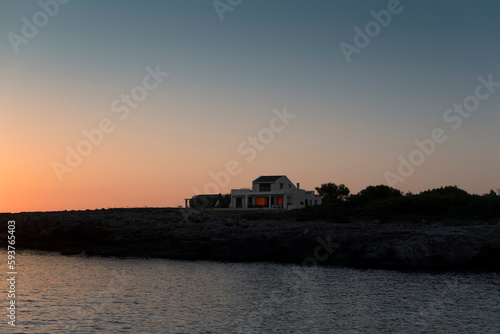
[2,250,499,333]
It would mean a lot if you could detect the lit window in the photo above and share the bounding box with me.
[256,197,268,206]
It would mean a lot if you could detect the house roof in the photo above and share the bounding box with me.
[253,175,285,183]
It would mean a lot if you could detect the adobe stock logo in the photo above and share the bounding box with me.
[212,0,243,22]
[339,0,413,64]
[384,74,499,186]
[52,65,168,182]
[192,106,296,195]
[7,0,70,54]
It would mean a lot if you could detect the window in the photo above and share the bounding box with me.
[280,183,283,189]
[259,183,271,192]
[256,197,268,206]
[278,197,291,206]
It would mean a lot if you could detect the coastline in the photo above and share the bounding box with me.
[1,208,499,270]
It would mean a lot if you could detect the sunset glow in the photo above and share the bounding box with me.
[2,1,499,213]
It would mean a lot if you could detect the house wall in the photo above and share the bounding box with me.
[305,191,322,206]
[230,176,321,210]
[251,176,296,192]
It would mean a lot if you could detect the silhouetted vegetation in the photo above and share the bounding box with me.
[190,194,231,209]
[303,183,500,223]
[315,183,350,202]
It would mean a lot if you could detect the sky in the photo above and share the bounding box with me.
[1,0,499,213]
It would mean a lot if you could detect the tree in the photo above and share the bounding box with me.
[315,183,350,201]
[420,185,469,197]
[351,185,403,206]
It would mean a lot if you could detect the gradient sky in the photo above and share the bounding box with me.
[1,0,499,213]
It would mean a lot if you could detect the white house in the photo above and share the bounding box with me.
[230,175,322,210]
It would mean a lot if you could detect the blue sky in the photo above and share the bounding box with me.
[1,0,500,211]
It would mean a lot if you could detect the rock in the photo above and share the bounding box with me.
[1,209,500,270]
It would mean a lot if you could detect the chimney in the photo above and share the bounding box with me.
[297,183,300,189]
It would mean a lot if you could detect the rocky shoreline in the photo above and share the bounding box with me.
[1,208,499,270]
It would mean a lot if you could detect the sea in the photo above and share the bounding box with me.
[1,250,499,333]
